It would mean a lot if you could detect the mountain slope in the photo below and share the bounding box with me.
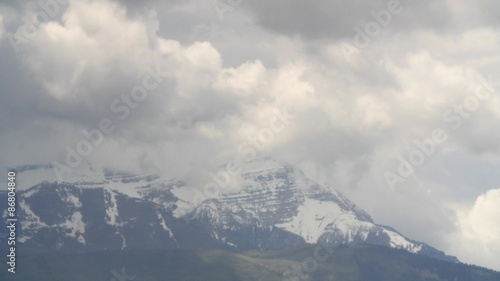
[1,245,498,281]
[184,158,457,262]
[246,244,500,281]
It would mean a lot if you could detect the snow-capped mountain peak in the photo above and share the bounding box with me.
[2,158,457,262]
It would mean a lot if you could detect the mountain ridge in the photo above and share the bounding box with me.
[1,245,499,281]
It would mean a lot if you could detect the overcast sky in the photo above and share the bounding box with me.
[1,0,500,270]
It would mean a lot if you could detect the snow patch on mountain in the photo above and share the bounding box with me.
[157,211,175,239]
[61,211,86,244]
[63,192,83,208]
[383,228,423,253]
[276,197,343,243]
[120,234,127,250]
[325,213,375,243]
[104,188,120,226]
[18,199,48,242]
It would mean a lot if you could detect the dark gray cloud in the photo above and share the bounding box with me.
[241,0,454,41]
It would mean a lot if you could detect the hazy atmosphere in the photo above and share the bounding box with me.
[1,0,500,272]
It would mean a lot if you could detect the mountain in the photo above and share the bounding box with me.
[8,182,231,253]
[2,159,456,263]
[185,159,456,262]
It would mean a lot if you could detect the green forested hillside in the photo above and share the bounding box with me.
[1,245,498,281]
